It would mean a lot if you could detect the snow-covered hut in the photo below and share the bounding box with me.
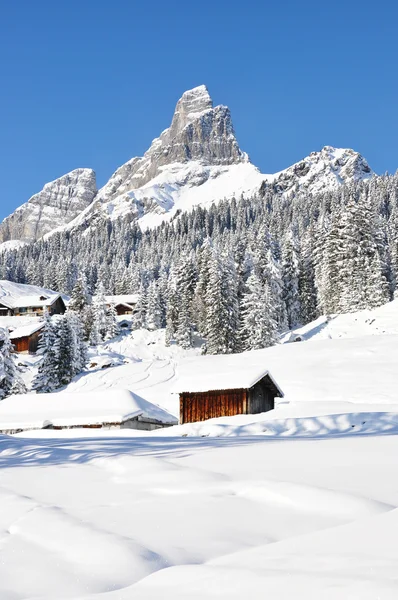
[0,389,177,434]
[9,322,45,354]
[104,295,138,316]
[174,359,284,424]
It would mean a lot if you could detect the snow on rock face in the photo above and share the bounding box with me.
[63,85,253,233]
[264,146,373,196]
[0,168,97,244]
[95,85,247,206]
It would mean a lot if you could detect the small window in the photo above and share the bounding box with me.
[19,307,27,313]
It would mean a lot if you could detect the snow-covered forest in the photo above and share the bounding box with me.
[1,173,397,354]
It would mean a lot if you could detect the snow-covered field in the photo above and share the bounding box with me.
[2,301,398,598]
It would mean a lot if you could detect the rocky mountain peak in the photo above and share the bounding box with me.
[95,85,247,205]
[265,146,374,197]
[169,85,213,134]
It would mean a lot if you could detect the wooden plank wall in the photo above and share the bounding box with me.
[180,389,248,424]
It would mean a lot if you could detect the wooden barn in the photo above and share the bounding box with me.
[9,322,45,354]
[176,361,284,424]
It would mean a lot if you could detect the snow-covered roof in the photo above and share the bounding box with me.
[173,355,284,397]
[0,280,62,309]
[0,316,42,330]
[9,322,45,339]
[9,294,61,308]
[104,295,138,306]
[0,389,177,431]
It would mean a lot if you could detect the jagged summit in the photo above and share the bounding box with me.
[171,85,213,130]
[94,85,247,206]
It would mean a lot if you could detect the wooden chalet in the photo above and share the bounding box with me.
[9,322,45,354]
[101,295,138,316]
[0,293,66,317]
[176,361,284,424]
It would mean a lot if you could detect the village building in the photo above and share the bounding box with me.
[0,292,66,317]
[0,389,178,434]
[175,360,284,424]
[104,295,138,316]
[9,322,45,354]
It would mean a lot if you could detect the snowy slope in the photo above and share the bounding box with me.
[1,303,398,598]
[280,297,398,342]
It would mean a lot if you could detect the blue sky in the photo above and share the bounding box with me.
[1,1,397,220]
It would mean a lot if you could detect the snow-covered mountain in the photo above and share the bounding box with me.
[0,168,97,244]
[264,146,373,196]
[0,86,375,242]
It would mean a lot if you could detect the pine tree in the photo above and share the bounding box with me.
[55,315,75,385]
[0,328,27,399]
[66,311,88,375]
[105,304,120,340]
[69,274,91,312]
[282,231,301,328]
[32,314,60,392]
[165,267,179,345]
[146,281,163,330]
[239,273,277,351]
[205,249,239,354]
[89,281,108,344]
[133,282,148,329]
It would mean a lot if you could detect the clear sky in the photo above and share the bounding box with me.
[1,0,397,220]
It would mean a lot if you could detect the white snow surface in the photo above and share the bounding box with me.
[2,301,398,598]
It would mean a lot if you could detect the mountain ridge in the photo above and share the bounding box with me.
[0,86,375,244]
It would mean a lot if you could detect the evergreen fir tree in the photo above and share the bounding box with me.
[205,249,239,354]
[105,304,120,340]
[0,328,27,399]
[32,314,60,392]
[282,231,301,328]
[239,273,277,351]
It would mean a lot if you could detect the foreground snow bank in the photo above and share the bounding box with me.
[1,431,398,599]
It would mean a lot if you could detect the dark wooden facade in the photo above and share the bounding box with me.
[115,303,134,316]
[179,374,281,424]
[48,297,66,316]
[12,329,43,354]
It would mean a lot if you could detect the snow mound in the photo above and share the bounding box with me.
[281,298,398,343]
[0,389,177,431]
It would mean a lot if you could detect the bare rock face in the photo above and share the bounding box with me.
[96,85,247,204]
[0,168,97,243]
